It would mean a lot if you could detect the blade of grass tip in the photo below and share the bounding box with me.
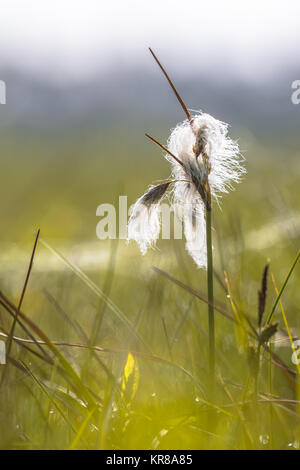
[145,133,184,168]
[6,229,40,359]
[38,236,151,352]
[266,249,300,324]
[271,273,300,376]
[149,48,193,124]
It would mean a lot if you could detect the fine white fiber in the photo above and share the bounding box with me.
[128,112,245,268]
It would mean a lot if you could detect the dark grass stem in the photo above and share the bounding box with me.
[206,204,215,390]
[8,229,40,353]
[1,229,40,386]
[266,249,300,324]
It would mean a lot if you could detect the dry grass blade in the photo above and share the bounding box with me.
[149,48,192,124]
[258,263,269,328]
[145,133,184,168]
[6,229,40,359]
[267,249,300,324]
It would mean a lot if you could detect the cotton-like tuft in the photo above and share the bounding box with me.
[167,113,245,268]
[127,183,169,255]
[167,113,245,200]
[127,112,245,268]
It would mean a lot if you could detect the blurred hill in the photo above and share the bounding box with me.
[0,64,299,246]
[0,65,300,147]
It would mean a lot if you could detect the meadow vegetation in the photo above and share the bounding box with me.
[0,124,299,449]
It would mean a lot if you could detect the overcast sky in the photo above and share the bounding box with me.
[0,0,299,83]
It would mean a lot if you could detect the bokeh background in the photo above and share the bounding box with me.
[1,0,300,250]
[0,0,300,450]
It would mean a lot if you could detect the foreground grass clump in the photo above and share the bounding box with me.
[0,223,299,449]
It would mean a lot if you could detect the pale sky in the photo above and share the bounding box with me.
[0,0,299,83]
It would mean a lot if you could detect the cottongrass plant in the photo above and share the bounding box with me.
[128,49,246,384]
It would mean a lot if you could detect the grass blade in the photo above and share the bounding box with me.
[266,250,300,324]
[271,273,300,376]
[6,230,40,360]
[38,236,150,352]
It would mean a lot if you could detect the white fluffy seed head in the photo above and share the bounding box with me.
[127,112,245,269]
[167,112,245,268]
[167,113,246,199]
[127,183,170,255]
[127,197,161,255]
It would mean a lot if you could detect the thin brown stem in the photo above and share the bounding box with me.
[145,133,184,168]
[149,48,193,124]
[6,229,40,359]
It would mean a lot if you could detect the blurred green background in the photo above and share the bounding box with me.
[0,0,300,450]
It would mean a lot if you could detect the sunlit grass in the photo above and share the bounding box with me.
[0,130,300,449]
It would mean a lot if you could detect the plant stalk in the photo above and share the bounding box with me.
[206,201,215,389]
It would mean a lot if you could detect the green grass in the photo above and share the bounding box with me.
[0,129,300,449]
